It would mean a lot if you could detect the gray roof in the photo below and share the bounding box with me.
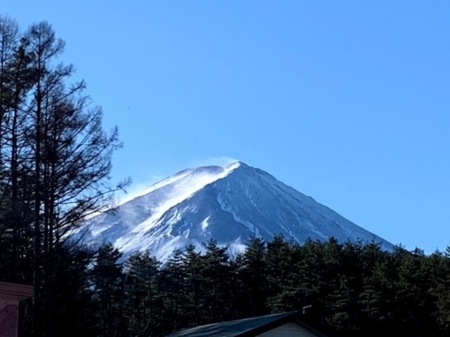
[165,311,303,337]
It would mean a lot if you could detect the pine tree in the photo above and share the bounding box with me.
[265,235,299,312]
[202,239,231,322]
[124,251,162,337]
[429,248,450,331]
[181,244,205,326]
[357,243,390,331]
[238,236,268,316]
[38,244,97,337]
[160,249,188,333]
[90,243,124,337]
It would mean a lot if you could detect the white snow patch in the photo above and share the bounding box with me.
[227,237,247,258]
[101,163,242,254]
[201,216,210,231]
[166,209,182,226]
[121,170,193,205]
[129,163,239,234]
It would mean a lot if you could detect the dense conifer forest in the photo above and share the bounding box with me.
[1,15,450,337]
[6,236,450,337]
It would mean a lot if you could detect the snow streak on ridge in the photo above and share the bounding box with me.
[113,162,241,251]
[129,162,240,234]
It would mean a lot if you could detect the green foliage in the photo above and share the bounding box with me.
[238,236,269,316]
[9,235,450,337]
[124,251,162,337]
[151,237,450,337]
[37,245,97,337]
[90,243,124,337]
[201,239,232,322]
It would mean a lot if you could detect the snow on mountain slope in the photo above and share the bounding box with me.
[78,162,393,261]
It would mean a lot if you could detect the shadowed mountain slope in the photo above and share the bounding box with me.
[78,162,392,261]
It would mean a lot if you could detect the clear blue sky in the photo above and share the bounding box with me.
[3,1,450,253]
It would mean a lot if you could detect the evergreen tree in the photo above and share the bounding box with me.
[424,249,450,331]
[37,244,96,337]
[357,243,391,331]
[160,249,188,333]
[265,235,300,312]
[181,244,205,326]
[124,251,162,337]
[90,243,124,337]
[202,239,231,322]
[238,236,268,316]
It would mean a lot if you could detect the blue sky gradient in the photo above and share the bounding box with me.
[3,1,450,253]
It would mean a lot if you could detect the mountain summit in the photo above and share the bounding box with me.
[79,162,392,261]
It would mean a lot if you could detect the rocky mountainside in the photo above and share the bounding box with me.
[77,162,392,261]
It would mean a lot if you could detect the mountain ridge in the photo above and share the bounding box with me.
[77,161,393,261]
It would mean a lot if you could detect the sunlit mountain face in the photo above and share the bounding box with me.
[76,162,393,261]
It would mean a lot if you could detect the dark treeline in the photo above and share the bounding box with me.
[13,236,450,337]
[84,237,450,337]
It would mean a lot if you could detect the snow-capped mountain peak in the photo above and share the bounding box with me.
[122,163,241,236]
[78,161,392,261]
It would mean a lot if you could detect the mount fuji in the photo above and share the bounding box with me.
[77,162,393,261]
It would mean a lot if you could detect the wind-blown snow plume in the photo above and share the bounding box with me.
[77,161,393,261]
